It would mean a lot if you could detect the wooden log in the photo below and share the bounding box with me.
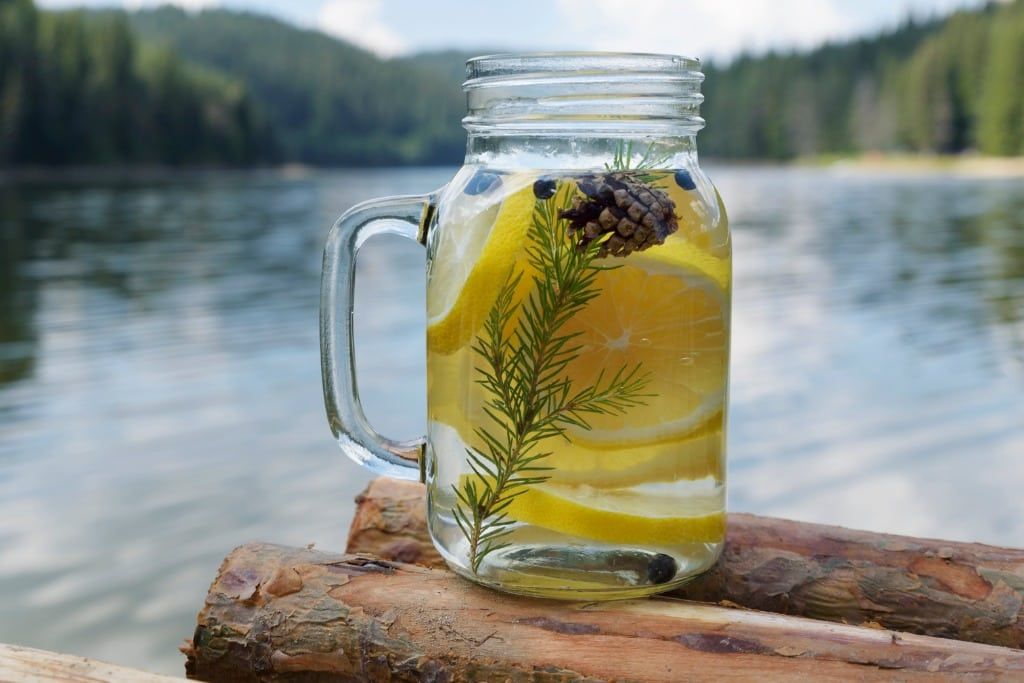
[0,643,185,682]
[348,476,442,568]
[347,477,1024,649]
[186,542,1024,681]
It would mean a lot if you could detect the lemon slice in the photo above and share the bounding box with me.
[559,239,730,449]
[459,475,725,545]
[426,177,535,355]
[430,414,722,489]
[542,413,724,486]
[637,239,730,290]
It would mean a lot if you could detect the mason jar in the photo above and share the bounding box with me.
[322,52,730,600]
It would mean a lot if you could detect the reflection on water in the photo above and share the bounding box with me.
[0,167,1021,674]
[721,170,1024,544]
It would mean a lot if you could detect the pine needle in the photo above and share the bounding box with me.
[605,140,674,182]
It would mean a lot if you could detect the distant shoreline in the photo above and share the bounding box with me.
[0,163,448,183]
[795,154,1024,178]
[3,156,1024,182]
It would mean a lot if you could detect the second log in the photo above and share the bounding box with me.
[347,477,1024,649]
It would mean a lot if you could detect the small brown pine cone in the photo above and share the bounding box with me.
[559,172,678,257]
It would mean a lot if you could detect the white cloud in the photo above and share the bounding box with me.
[552,0,934,62]
[316,0,407,57]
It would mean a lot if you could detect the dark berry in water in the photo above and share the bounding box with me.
[465,171,502,196]
[646,553,678,584]
[533,177,557,199]
[674,169,696,191]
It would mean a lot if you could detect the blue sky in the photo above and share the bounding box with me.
[37,0,988,61]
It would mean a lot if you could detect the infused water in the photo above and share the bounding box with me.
[425,164,730,599]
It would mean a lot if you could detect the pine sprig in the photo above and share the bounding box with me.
[606,140,674,182]
[453,186,652,573]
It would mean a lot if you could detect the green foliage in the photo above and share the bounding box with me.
[0,0,42,163]
[0,0,274,166]
[700,15,943,158]
[978,3,1024,155]
[397,49,495,87]
[701,0,1024,158]
[128,7,465,166]
[893,9,991,153]
[454,187,650,573]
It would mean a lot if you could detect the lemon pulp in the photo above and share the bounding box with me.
[559,240,729,448]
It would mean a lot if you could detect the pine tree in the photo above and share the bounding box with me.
[978,6,1024,155]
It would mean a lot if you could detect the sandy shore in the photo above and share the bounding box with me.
[807,154,1024,178]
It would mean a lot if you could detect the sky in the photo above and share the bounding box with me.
[37,0,989,62]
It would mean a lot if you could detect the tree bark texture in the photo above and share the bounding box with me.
[347,477,1024,649]
[186,543,1024,682]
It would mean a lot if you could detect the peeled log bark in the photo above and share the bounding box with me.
[186,543,1024,682]
[0,643,185,682]
[347,477,1024,649]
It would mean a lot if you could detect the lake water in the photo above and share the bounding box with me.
[0,166,1022,675]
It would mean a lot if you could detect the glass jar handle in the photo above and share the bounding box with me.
[320,194,434,482]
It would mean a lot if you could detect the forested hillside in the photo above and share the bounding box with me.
[399,2,1024,159]
[128,7,465,165]
[0,0,274,166]
[2,0,1023,167]
[702,1,1024,158]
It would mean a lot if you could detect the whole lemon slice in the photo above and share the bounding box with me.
[560,238,730,448]
[426,177,535,355]
[542,413,724,486]
[458,474,725,545]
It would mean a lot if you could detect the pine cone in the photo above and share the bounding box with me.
[559,172,678,257]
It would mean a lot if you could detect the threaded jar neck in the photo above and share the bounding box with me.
[462,52,705,138]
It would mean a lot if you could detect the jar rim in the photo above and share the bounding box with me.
[464,52,702,90]
[462,51,705,137]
